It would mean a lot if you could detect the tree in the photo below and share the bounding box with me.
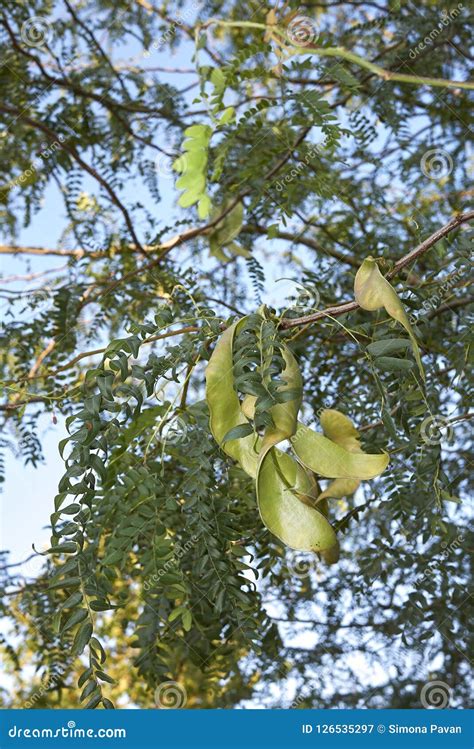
[0,0,472,710]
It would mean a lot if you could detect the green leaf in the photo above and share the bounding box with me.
[168,606,187,623]
[210,67,226,93]
[89,599,114,611]
[178,188,203,209]
[96,670,116,684]
[61,590,83,609]
[374,356,414,371]
[90,637,107,663]
[174,124,212,214]
[71,621,93,656]
[78,668,93,688]
[218,106,235,126]
[366,338,411,357]
[60,503,81,515]
[62,608,88,632]
[52,610,62,634]
[48,542,78,554]
[182,610,192,631]
[48,576,80,590]
[102,550,123,566]
[81,681,98,701]
[176,173,205,192]
[198,194,212,219]
[381,405,398,441]
[208,201,244,261]
[84,693,102,709]
[222,423,254,442]
[184,124,213,139]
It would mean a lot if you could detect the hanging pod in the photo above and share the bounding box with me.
[206,317,337,552]
[354,256,424,379]
[205,312,390,557]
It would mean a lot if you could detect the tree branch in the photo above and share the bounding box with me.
[0,104,147,258]
[279,211,474,329]
[241,224,359,268]
[6,326,198,390]
[201,20,474,91]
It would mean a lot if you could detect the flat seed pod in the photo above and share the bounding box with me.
[317,409,362,500]
[206,316,389,553]
[292,422,389,479]
[354,257,424,379]
[257,448,337,552]
[205,319,260,479]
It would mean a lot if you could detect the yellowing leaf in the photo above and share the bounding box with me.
[318,477,360,501]
[254,344,337,551]
[259,343,302,454]
[208,201,245,261]
[354,257,424,379]
[206,314,337,552]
